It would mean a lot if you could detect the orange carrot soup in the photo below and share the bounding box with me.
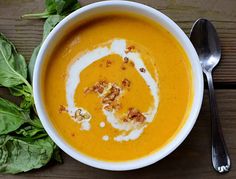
[42,13,193,161]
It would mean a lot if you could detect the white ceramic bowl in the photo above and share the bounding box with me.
[33,1,204,171]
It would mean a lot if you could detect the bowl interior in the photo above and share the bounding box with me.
[33,1,203,171]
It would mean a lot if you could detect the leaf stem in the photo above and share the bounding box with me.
[27,120,43,129]
[21,12,51,19]
[23,77,33,93]
[32,133,48,140]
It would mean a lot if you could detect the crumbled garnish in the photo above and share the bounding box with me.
[84,81,122,112]
[122,116,129,122]
[124,57,129,63]
[104,104,113,112]
[111,101,122,110]
[102,85,120,103]
[125,45,135,53]
[106,59,112,67]
[84,87,93,94]
[107,93,116,101]
[59,105,67,113]
[74,108,91,122]
[85,80,109,95]
[123,108,146,123]
[102,97,111,104]
[110,86,120,96]
[94,83,104,94]
[104,101,121,111]
[100,80,108,86]
[74,109,83,122]
[83,113,91,119]
[102,84,121,111]
[74,115,83,122]
[139,68,146,73]
[122,78,131,88]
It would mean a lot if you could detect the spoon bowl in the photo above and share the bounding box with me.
[190,19,221,73]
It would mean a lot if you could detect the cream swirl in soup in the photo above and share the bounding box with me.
[66,39,159,142]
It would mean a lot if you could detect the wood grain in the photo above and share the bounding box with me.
[0,0,236,178]
[0,90,235,179]
[0,0,236,83]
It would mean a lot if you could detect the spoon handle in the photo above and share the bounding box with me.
[205,72,231,173]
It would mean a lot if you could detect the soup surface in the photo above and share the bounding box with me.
[42,13,193,161]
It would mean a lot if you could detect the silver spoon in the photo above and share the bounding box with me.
[190,19,231,173]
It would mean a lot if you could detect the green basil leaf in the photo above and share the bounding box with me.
[0,98,30,135]
[43,15,64,41]
[0,33,30,88]
[0,136,55,174]
[53,0,80,15]
[15,125,45,138]
[28,45,41,82]
[9,85,34,109]
[29,117,44,129]
[45,0,57,14]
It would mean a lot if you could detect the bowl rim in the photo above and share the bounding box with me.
[33,0,204,171]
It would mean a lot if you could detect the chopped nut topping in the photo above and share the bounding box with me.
[97,86,104,93]
[102,85,120,103]
[84,87,93,94]
[74,108,91,122]
[102,97,112,104]
[83,113,91,119]
[125,45,135,53]
[139,67,146,73]
[124,108,146,123]
[102,84,121,111]
[104,105,113,112]
[107,93,116,101]
[74,108,81,115]
[59,105,67,113]
[111,101,121,110]
[122,78,131,88]
[100,80,108,87]
[84,81,122,112]
[124,57,129,63]
[92,80,109,94]
[111,86,120,96]
[74,109,83,122]
[93,83,104,94]
[122,116,129,122]
[103,101,121,112]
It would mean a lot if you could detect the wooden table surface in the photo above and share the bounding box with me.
[0,0,235,178]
